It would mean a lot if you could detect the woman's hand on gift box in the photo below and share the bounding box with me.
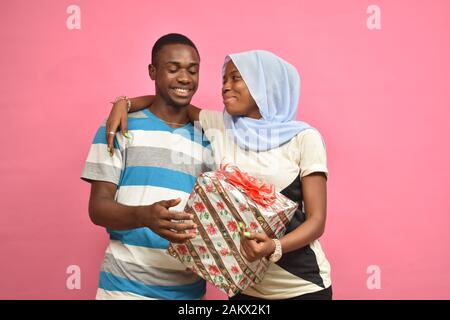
[239,224,276,262]
[136,198,198,243]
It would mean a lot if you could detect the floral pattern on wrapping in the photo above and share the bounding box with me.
[205,184,215,193]
[176,244,188,255]
[249,221,259,232]
[225,220,239,240]
[238,277,249,288]
[206,223,217,236]
[216,201,225,210]
[239,203,248,212]
[215,200,230,217]
[208,264,225,285]
[198,246,207,255]
[194,201,206,213]
[208,264,220,276]
[231,265,240,274]
[175,244,192,263]
[219,247,231,257]
[194,199,210,220]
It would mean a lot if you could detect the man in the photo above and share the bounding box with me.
[81,33,211,299]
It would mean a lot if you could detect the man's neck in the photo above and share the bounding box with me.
[149,96,190,127]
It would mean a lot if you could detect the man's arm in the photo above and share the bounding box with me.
[89,180,197,243]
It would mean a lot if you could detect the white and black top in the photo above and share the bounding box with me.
[200,110,331,299]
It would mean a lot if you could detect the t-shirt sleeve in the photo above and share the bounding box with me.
[297,129,328,179]
[199,110,225,142]
[81,121,123,185]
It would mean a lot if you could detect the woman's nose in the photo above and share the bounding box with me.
[222,81,231,94]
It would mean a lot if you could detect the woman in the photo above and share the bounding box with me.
[107,50,332,300]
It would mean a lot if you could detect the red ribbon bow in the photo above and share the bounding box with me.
[220,164,276,207]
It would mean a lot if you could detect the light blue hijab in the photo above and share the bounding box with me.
[223,50,311,152]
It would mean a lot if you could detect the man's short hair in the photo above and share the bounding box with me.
[151,33,200,65]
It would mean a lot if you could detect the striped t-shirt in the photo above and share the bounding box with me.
[81,108,213,300]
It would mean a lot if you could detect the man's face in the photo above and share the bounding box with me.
[150,44,200,107]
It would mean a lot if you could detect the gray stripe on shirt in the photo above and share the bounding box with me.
[125,146,209,177]
[81,162,121,185]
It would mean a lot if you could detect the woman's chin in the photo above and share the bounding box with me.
[225,105,243,116]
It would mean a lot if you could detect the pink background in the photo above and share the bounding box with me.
[1,0,449,299]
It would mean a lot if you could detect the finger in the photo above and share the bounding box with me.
[244,232,267,242]
[240,232,261,260]
[240,225,253,242]
[238,221,246,234]
[105,124,115,157]
[166,211,194,222]
[165,221,198,232]
[240,245,248,260]
[110,118,121,134]
[120,112,129,138]
[105,121,110,144]
[246,241,262,258]
[161,230,195,244]
[159,198,182,209]
[240,245,253,262]
[239,222,246,237]
[107,136,115,157]
[239,234,251,253]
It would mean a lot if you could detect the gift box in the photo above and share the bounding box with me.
[168,165,298,297]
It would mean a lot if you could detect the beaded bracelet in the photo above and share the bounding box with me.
[111,96,131,112]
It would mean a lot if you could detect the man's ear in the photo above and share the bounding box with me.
[148,64,156,80]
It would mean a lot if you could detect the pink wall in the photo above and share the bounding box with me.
[1,0,449,299]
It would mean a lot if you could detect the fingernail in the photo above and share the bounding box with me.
[190,215,194,219]
[124,132,130,139]
[244,232,250,238]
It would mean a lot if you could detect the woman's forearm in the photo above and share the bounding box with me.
[128,96,201,122]
[129,95,154,112]
[279,216,325,253]
[187,104,201,122]
[280,173,327,253]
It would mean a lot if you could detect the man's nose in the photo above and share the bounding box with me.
[177,70,191,84]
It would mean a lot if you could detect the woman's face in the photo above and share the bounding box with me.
[222,61,261,119]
